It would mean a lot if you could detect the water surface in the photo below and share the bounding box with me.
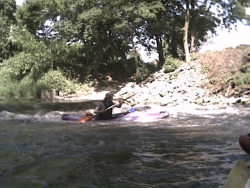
[0,100,250,188]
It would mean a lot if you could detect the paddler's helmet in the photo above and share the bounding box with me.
[104,92,114,99]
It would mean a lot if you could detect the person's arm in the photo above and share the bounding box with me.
[115,98,124,108]
[94,103,105,114]
[94,109,104,114]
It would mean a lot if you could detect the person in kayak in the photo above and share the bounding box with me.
[94,92,124,120]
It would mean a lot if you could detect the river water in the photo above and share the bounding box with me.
[0,100,250,188]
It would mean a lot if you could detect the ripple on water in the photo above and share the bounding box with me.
[0,105,249,187]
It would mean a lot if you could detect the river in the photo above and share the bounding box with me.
[0,100,250,188]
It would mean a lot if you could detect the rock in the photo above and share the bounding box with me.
[114,61,245,107]
[58,54,250,107]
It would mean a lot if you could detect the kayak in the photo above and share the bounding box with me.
[224,160,250,188]
[61,111,169,123]
[122,111,169,122]
[239,134,250,154]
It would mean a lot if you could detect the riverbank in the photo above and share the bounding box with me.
[53,45,250,111]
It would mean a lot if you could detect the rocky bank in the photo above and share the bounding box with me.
[55,45,250,110]
[115,62,249,108]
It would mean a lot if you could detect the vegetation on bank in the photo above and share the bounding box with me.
[195,45,250,97]
[0,0,249,99]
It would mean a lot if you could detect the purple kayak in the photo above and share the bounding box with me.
[122,111,169,122]
[61,111,169,123]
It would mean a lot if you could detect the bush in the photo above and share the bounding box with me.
[18,76,37,98]
[0,75,40,98]
[233,72,250,85]
[36,69,81,94]
[163,56,181,73]
[0,69,91,99]
[135,63,157,82]
[0,83,17,98]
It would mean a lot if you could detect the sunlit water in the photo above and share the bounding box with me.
[0,100,250,188]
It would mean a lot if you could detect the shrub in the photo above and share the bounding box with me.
[233,72,250,85]
[135,63,157,82]
[0,75,39,98]
[19,76,37,98]
[0,83,17,98]
[200,66,211,74]
[36,69,81,94]
[163,56,181,73]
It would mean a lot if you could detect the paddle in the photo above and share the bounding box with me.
[77,93,135,123]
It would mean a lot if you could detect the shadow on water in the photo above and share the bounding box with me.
[0,99,99,114]
[0,116,250,188]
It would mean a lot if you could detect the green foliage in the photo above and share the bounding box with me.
[7,25,53,80]
[16,0,48,35]
[135,63,157,82]
[0,68,83,98]
[37,69,81,93]
[163,56,181,73]
[0,0,249,99]
[240,46,250,73]
[0,79,17,98]
[233,72,250,85]
[234,46,250,85]
[50,41,92,83]
[200,66,211,74]
[0,0,17,62]
[18,76,37,98]
[216,0,249,28]
[98,58,136,81]
[3,52,36,80]
[0,75,37,98]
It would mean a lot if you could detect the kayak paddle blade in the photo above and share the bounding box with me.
[77,115,94,122]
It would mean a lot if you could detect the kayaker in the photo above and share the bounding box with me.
[94,92,124,120]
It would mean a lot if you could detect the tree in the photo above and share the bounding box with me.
[189,0,249,53]
[140,0,179,66]
[113,0,166,71]
[25,0,166,78]
[0,0,16,62]
[17,0,48,35]
[10,0,250,79]
[183,0,191,63]
[174,0,249,62]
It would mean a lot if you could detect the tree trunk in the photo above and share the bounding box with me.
[169,35,179,58]
[134,46,140,77]
[156,35,164,67]
[190,32,196,53]
[132,34,140,77]
[183,0,190,63]
[190,0,198,53]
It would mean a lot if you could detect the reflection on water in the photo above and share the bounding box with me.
[0,101,250,188]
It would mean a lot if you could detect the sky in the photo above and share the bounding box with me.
[199,21,250,53]
[15,0,250,60]
[16,0,23,6]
